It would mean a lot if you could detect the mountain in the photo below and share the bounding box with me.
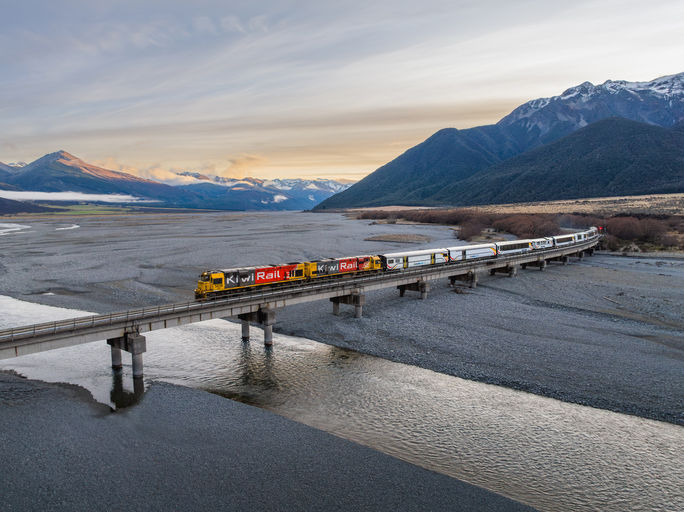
[316,72,684,209]
[0,151,350,210]
[0,162,17,181]
[2,150,187,203]
[175,175,351,210]
[439,118,684,205]
[313,125,521,208]
[0,197,55,214]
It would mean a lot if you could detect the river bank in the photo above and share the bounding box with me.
[0,371,534,511]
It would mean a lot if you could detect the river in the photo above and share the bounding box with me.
[1,295,681,512]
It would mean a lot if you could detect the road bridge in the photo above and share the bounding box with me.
[0,239,599,380]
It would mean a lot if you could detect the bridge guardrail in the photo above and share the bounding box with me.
[0,239,598,345]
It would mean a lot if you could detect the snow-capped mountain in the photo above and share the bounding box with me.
[176,172,350,194]
[0,150,351,211]
[0,150,189,203]
[174,172,352,210]
[0,161,26,177]
[318,71,684,209]
[498,72,684,147]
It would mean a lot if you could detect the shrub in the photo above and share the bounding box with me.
[458,219,486,240]
[492,215,559,238]
[605,217,644,240]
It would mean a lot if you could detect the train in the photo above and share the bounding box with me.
[194,227,599,299]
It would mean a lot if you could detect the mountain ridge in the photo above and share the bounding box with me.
[316,72,684,209]
[0,151,350,211]
[438,118,684,205]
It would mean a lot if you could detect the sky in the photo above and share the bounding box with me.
[1,0,683,181]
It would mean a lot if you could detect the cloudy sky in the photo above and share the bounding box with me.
[1,0,682,180]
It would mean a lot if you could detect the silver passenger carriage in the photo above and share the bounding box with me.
[495,240,532,255]
[530,237,554,250]
[380,248,449,270]
[552,234,575,247]
[446,243,497,261]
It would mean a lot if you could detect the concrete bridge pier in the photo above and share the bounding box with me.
[555,255,570,265]
[586,248,595,256]
[238,312,258,342]
[524,260,548,271]
[576,251,585,260]
[449,272,478,289]
[330,290,365,317]
[397,280,430,299]
[490,265,518,277]
[238,308,276,346]
[107,332,147,378]
[241,319,250,342]
[110,344,123,371]
[260,308,276,346]
[355,298,364,318]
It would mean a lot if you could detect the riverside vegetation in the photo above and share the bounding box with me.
[355,208,684,252]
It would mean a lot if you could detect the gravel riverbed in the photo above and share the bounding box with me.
[277,253,684,424]
[1,211,682,510]
[1,211,682,425]
[0,212,552,510]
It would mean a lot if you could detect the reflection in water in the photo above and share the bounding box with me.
[110,371,145,409]
[220,342,280,405]
[1,311,682,512]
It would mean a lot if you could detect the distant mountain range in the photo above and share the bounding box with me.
[0,151,351,212]
[173,172,350,210]
[316,72,684,209]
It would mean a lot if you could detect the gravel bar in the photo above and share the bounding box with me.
[0,372,535,512]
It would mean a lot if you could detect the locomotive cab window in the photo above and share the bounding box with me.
[212,278,223,285]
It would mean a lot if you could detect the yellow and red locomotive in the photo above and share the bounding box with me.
[195,256,382,299]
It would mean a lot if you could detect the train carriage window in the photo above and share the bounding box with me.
[295,269,304,277]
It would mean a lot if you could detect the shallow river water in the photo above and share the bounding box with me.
[1,296,682,512]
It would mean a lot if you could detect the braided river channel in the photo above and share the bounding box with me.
[1,296,681,512]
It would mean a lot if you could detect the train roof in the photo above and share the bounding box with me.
[445,243,496,251]
[381,248,448,258]
[496,239,532,246]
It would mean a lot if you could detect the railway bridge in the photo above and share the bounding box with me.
[0,239,599,380]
